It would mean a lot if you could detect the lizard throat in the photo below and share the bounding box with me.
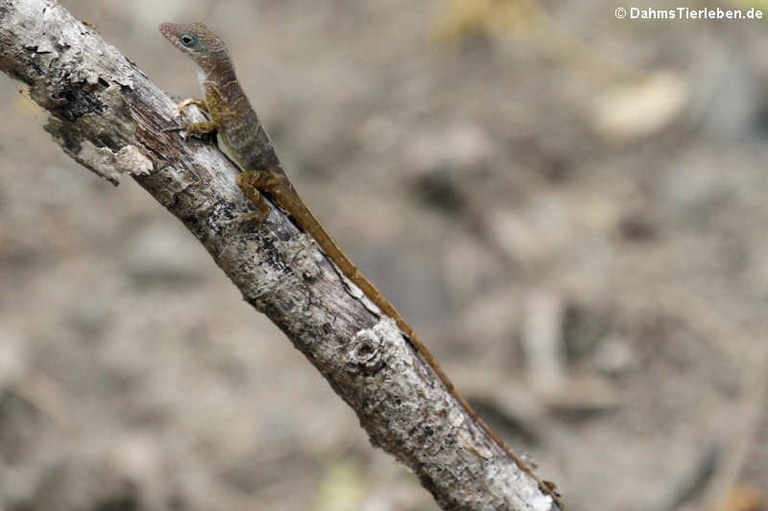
[197,69,208,89]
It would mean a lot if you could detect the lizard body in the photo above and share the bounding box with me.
[159,22,560,506]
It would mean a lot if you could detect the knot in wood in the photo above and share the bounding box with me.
[346,329,384,376]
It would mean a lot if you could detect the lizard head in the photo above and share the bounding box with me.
[159,22,230,73]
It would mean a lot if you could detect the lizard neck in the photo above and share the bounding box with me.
[199,55,236,87]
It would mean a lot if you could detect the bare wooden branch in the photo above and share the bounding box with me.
[0,1,561,509]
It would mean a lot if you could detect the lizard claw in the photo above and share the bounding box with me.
[161,124,185,133]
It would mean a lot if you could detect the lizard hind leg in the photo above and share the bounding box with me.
[236,170,273,223]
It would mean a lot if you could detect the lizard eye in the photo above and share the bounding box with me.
[179,33,197,47]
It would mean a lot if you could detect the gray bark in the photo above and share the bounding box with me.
[0,1,561,509]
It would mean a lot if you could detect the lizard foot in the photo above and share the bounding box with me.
[237,210,270,227]
[183,120,219,135]
[236,171,272,225]
[174,97,218,135]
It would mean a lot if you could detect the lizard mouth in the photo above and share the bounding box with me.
[158,23,180,45]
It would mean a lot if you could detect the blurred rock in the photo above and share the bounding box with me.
[592,336,635,376]
[592,72,688,144]
[104,434,168,510]
[488,196,572,269]
[406,124,496,175]
[106,434,163,485]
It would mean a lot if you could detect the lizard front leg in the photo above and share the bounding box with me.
[176,97,219,135]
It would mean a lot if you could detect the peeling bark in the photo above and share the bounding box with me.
[0,1,562,509]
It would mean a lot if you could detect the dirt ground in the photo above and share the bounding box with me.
[1,1,768,510]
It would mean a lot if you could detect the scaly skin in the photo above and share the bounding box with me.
[159,22,561,505]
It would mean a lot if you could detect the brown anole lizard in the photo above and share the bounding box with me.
[159,22,561,506]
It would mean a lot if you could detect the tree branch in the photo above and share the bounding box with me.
[0,1,561,509]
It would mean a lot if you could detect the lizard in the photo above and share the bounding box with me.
[159,22,561,506]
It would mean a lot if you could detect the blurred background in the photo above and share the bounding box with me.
[1,0,768,509]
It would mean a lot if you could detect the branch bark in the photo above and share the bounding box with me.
[0,1,562,509]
